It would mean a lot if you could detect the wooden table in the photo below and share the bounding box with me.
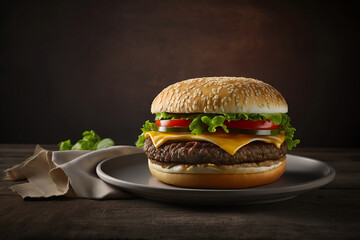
[1,144,359,239]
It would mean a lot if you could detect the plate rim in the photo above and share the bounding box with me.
[96,153,336,196]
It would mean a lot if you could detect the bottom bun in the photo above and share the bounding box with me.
[148,156,286,189]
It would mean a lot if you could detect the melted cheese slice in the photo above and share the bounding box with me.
[145,131,285,155]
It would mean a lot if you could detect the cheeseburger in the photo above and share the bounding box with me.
[136,77,299,188]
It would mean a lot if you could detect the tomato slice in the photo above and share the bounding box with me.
[224,120,279,129]
[156,119,278,130]
[155,119,192,127]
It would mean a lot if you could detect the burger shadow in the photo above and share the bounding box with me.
[140,193,299,213]
[142,190,330,218]
[144,175,302,213]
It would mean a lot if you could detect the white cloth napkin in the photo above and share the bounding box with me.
[4,145,144,199]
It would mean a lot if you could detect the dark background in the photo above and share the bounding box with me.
[1,0,359,147]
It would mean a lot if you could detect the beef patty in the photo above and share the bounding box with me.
[144,137,287,165]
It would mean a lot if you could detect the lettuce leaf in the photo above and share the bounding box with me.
[59,139,72,150]
[136,113,300,150]
[189,115,207,135]
[200,115,229,133]
[135,120,155,147]
[155,112,200,120]
[58,130,115,150]
[280,114,300,150]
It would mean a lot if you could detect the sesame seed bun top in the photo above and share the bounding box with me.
[151,77,288,114]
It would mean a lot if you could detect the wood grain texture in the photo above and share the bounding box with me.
[0,145,359,239]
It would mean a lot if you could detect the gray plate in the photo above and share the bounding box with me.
[96,153,335,205]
